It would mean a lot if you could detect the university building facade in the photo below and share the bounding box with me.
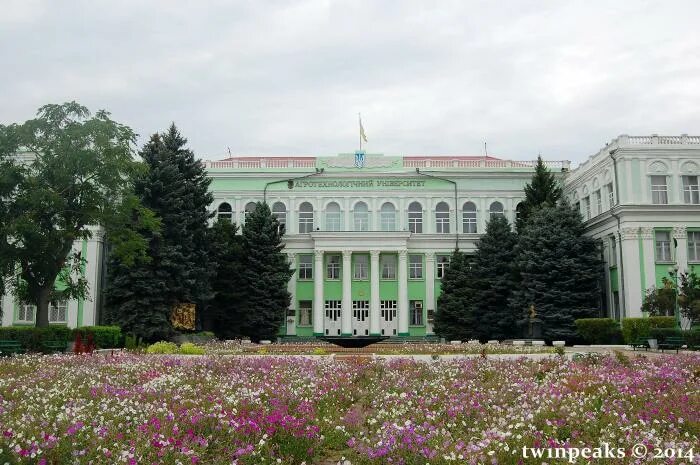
[2,135,699,336]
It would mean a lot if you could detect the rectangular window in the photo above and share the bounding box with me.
[410,300,423,325]
[436,214,450,234]
[326,254,340,279]
[17,304,36,323]
[381,254,396,279]
[683,175,700,204]
[352,301,369,320]
[609,236,617,267]
[595,190,602,216]
[324,300,342,319]
[583,196,591,220]
[49,300,67,323]
[655,230,672,262]
[354,212,369,231]
[354,255,368,280]
[606,183,615,207]
[298,301,312,326]
[408,254,423,279]
[299,213,313,233]
[650,175,668,204]
[436,255,451,278]
[408,213,422,233]
[326,213,341,231]
[380,213,396,231]
[462,211,477,233]
[688,231,700,262]
[298,255,313,280]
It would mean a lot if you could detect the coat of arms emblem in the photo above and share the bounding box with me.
[354,151,366,168]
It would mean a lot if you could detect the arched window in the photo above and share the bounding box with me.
[489,201,504,219]
[244,202,257,223]
[380,202,396,231]
[217,202,233,223]
[298,202,314,233]
[408,201,422,233]
[272,202,287,233]
[462,202,477,233]
[435,202,450,234]
[325,202,342,231]
[353,201,369,231]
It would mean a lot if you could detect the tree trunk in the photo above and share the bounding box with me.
[35,287,52,327]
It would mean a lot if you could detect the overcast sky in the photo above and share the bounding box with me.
[2,0,699,164]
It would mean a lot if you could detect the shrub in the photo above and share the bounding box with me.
[683,329,700,347]
[575,318,621,344]
[312,347,327,355]
[72,326,122,349]
[146,341,178,354]
[648,327,683,342]
[179,342,205,355]
[0,326,71,352]
[621,316,676,343]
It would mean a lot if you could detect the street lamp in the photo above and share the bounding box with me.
[667,265,681,329]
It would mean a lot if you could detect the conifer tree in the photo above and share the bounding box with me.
[517,156,563,232]
[206,219,247,338]
[434,250,475,341]
[468,216,519,340]
[510,203,603,340]
[106,124,213,341]
[240,202,293,341]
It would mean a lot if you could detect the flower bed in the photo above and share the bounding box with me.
[0,353,698,464]
[203,340,555,356]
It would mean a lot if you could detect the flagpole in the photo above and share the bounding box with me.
[358,113,362,151]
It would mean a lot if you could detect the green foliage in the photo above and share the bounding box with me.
[106,124,213,342]
[146,341,179,354]
[468,216,519,340]
[510,204,603,340]
[516,156,563,232]
[71,326,122,349]
[0,102,143,327]
[0,326,71,352]
[678,271,700,328]
[434,250,472,340]
[574,318,622,344]
[206,219,246,338]
[648,327,683,342]
[621,316,676,343]
[641,279,676,316]
[179,342,205,355]
[554,345,565,357]
[613,350,631,367]
[240,202,293,341]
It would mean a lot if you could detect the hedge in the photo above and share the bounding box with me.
[0,326,71,352]
[649,328,700,346]
[71,326,123,349]
[621,316,676,343]
[574,318,622,344]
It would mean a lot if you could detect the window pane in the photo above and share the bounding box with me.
[651,176,668,204]
[354,255,368,279]
[689,231,700,262]
[683,176,700,204]
[409,254,423,279]
[381,255,396,279]
[655,231,671,261]
[299,255,313,279]
[327,255,340,279]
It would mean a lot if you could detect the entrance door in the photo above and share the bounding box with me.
[352,300,369,336]
[324,300,342,336]
[286,308,296,335]
[380,300,397,336]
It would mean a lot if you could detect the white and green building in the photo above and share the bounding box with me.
[3,134,699,336]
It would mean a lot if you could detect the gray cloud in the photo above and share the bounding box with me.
[1,0,699,164]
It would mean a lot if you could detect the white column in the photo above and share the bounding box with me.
[674,225,689,273]
[425,253,435,334]
[287,198,296,235]
[620,227,642,318]
[287,252,297,335]
[369,249,381,335]
[313,250,324,335]
[640,227,656,292]
[341,250,353,335]
[398,250,409,335]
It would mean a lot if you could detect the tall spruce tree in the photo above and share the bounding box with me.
[517,156,563,232]
[434,250,474,341]
[510,203,603,340]
[468,216,519,340]
[240,202,293,341]
[206,219,247,338]
[106,124,213,341]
